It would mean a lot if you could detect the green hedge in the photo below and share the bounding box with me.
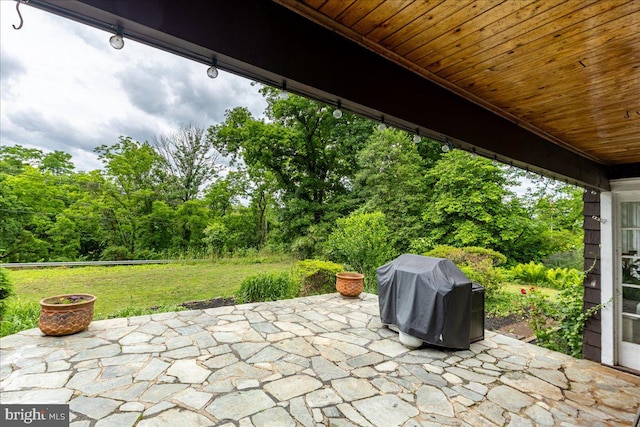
[295,259,344,297]
[424,245,506,267]
[424,245,505,298]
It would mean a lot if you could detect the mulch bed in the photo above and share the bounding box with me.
[485,313,536,341]
[178,297,238,310]
[484,313,526,331]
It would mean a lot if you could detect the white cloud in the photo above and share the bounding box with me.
[0,1,266,171]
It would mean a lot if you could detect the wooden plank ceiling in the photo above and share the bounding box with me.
[277,0,640,166]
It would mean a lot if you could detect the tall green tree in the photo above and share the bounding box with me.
[95,136,165,256]
[355,129,440,251]
[40,151,75,175]
[208,88,374,243]
[0,145,44,175]
[421,150,532,261]
[205,165,277,249]
[204,172,247,218]
[139,201,177,254]
[521,180,584,262]
[175,200,210,252]
[0,174,31,261]
[60,171,109,260]
[0,162,89,261]
[1,166,70,261]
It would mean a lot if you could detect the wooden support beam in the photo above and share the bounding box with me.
[608,163,640,180]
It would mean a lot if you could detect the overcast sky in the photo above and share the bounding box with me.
[0,1,267,171]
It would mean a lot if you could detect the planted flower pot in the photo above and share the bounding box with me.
[336,272,364,298]
[38,294,96,336]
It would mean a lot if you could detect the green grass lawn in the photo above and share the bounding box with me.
[6,260,293,318]
[503,283,559,298]
[1,262,562,337]
[486,283,560,316]
[8,267,560,317]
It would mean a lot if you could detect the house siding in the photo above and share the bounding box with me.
[583,191,601,362]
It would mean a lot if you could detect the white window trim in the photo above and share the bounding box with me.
[601,178,640,367]
[600,190,614,365]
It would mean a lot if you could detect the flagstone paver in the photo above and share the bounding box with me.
[206,389,275,420]
[1,293,639,426]
[166,359,209,383]
[95,412,141,427]
[120,402,145,412]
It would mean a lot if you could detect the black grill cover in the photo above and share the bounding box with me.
[377,254,473,349]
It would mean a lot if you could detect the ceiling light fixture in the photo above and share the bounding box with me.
[109,26,124,50]
[413,129,421,143]
[441,138,453,153]
[207,58,219,79]
[492,155,499,166]
[471,148,478,159]
[377,117,386,131]
[278,82,289,100]
[333,101,343,119]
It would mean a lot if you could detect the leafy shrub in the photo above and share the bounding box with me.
[509,262,583,289]
[236,271,298,303]
[291,224,327,260]
[459,262,503,298]
[226,247,292,264]
[461,247,507,266]
[326,212,395,289]
[407,237,435,255]
[291,235,318,261]
[546,267,583,289]
[294,259,344,297]
[100,245,130,261]
[203,222,228,255]
[133,249,157,260]
[542,250,583,270]
[510,262,548,285]
[423,245,464,261]
[0,300,39,338]
[485,291,522,317]
[0,267,14,319]
[520,281,603,358]
[424,245,506,297]
[231,248,262,262]
[424,245,506,267]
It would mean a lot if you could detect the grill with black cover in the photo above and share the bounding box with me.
[377,254,483,350]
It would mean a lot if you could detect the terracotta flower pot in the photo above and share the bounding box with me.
[38,294,96,336]
[336,272,364,297]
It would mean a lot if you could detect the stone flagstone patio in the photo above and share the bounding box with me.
[1,293,639,426]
